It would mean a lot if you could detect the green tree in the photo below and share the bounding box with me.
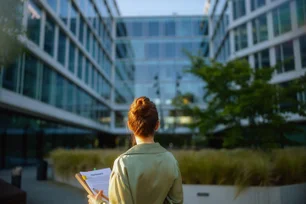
[0,0,25,68]
[181,56,306,148]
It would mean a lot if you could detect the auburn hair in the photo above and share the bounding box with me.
[127,96,159,137]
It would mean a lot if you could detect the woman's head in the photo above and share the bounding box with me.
[128,96,159,137]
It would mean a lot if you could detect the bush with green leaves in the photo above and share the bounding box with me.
[51,148,306,188]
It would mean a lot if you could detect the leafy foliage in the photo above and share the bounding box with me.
[181,56,306,148]
[0,0,25,67]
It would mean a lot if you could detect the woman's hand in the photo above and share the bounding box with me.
[87,190,104,204]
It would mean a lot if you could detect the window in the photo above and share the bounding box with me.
[233,0,246,20]
[46,0,57,12]
[148,21,159,37]
[66,81,75,112]
[91,68,96,89]
[44,15,55,56]
[273,2,291,37]
[254,49,270,69]
[164,20,175,36]
[178,42,192,58]
[59,0,69,24]
[146,43,159,59]
[251,0,265,11]
[2,59,19,92]
[85,59,90,85]
[77,52,83,79]
[79,18,84,43]
[297,0,306,27]
[275,41,295,73]
[41,64,54,104]
[300,35,306,68]
[68,42,75,73]
[193,19,207,36]
[27,0,41,45]
[178,19,192,36]
[86,29,92,52]
[234,23,248,51]
[164,43,176,58]
[55,73,64,109]
[132,22,143,37]
[252,14,268,44]
[23,53,38,99]
[70,4,78,35]
[57,30,66,66]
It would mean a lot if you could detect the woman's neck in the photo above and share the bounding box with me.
[135,135,154,144]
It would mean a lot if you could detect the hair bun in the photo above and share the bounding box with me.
[136,98,145,106]
[132,97,151,116]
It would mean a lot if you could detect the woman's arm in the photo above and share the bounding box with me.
[108,158,134,204]
[165,164,183,204]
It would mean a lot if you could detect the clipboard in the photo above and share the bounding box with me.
[75,173,109,201]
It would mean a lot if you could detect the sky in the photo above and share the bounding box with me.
[116,0,206,17]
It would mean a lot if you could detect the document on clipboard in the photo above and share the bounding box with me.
[75,168,111,202]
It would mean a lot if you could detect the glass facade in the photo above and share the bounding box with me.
[275,41,295,73]
[273,2,292,37]
[115,16,209,130]
[233,0,246,20]
[254,49,270,69]
[234,23,248,51]
[0,0,120,168]
[297,0,306,27]
[299,35,306,68]
[252,14,268,45]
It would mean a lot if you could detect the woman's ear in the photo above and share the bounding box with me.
[155,120,160,131]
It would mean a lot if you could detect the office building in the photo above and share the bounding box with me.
[209,0,306,81]
[114,15,209,135]
[0,0,131,168]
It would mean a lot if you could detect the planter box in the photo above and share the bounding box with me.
[183,184,306,204]
[53,172,306,204]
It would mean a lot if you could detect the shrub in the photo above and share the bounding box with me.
[50,147,306,187]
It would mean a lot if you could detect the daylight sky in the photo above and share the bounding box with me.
[116,0,206,17]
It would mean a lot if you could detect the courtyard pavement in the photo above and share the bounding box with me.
[0,166,87,204]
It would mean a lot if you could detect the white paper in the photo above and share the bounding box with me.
[80,168,111,197]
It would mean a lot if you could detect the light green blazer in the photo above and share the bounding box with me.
[108,143,183,204]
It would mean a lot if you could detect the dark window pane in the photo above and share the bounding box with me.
[164,43,175,58]
[59,0,68,24]
[279,3,291,34]
[41,64,53,104]
[46,0,57,12]
[261,49,270,68]
[164,20,175,36]
[44,15,55,56]
[57,30,66,66]
[23,54,38,99]
[178,20,192,36]
[85,59,90,85]
[70,5,77,35]
[27,0,41,45]
[283,41,294,72]
[2,60,19,92]
[77,52,83,79]
[300,35,306,68]
[296,0,306,27]
[146,43,159,59]
[148,21,159,37]
[55,73,64,108]
[132,22,143,37]
[68,42,75,73]
[79,18,84,43]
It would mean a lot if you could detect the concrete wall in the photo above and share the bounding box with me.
[183,184,306,204]
[53,173,306,204]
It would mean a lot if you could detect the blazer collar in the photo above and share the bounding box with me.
[124,143,167,155]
